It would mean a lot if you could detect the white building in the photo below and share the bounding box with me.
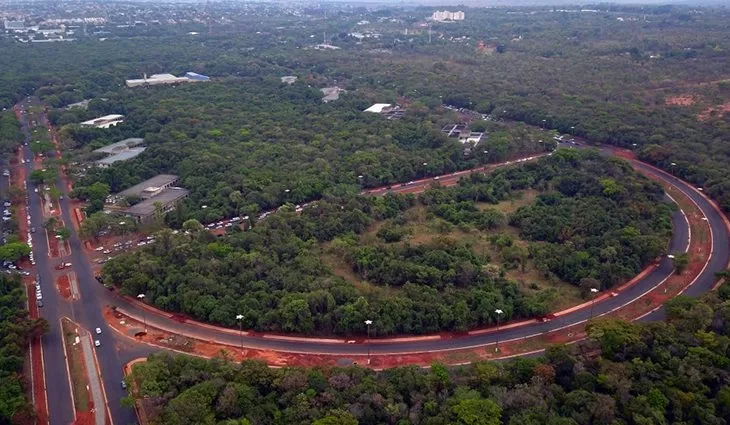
[125,72,210,88]
[364,103,392,113]
[80,114,124,129]
[126,73,188,88]
[431,10,465,22]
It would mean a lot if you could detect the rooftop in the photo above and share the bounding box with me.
[364,103,392,113]
[124,187,189,217]
[80,114,124,128]
[96,147,147,165]
[93,138,145,154]
[118,174,179,199]
[321,87,342,102]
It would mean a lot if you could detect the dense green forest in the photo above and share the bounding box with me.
[0,275,48,424]
[63,78,550,220]
[0,112,22,156]
[102,151,670,334]
[126,284,730,425]
[0,5,727,216]
[340,149,672,293]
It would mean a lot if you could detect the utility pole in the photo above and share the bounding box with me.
[236,314,244,353]
[137,294,147,333]
[494,309,503,352]
[364,320,373,365]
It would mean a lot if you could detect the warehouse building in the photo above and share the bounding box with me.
[126,72,210,87]
[106,174,189,222]
[80,114,124,128]
[94,138,146,167]
[123,187,190,223]
[113,174,180,201]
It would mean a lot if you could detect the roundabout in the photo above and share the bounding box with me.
[102,146,729,363]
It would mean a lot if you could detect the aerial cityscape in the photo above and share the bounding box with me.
[1,1,729,425]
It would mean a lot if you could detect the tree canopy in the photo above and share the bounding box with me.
[127,282,730,425]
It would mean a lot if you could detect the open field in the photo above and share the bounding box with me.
[322,195,584,310]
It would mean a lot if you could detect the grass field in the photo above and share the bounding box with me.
[61,318,89,412]
[322,191,584,310]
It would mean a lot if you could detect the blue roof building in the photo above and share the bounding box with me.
[184,72,210,81]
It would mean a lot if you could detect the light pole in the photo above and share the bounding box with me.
[364,319,373,364]
[236,314,244,352]
[494,309,503,352]
[119,221,127,248]
[589,288,599,319]
[137,293,147,333]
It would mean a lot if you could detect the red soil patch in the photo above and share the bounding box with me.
[102,157,718,370]
[73,411,94,425]
[25,282,49,425]
[47,230,60,258]
[665,95,696,106]
[57,274,72,300]
[698,101,730,121]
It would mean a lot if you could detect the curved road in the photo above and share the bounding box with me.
[17,98,729,424]
[105,147,728,356]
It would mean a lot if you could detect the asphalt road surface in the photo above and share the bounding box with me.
[16,99,730,425]
[107,145,729,356]
[16,98,145,425]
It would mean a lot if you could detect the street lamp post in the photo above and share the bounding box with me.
[364,319,373,364]
[236,314,244,352]
[137,293,147,333]
[589,288,599,319]
[494,309,503,352]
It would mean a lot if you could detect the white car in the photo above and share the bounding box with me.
[94,340,101,347]
[95,328,102,335]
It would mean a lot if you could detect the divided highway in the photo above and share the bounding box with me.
[16,99,149,425]
[15,98,730,425]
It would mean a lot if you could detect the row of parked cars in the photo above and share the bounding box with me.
[34,273,43,308]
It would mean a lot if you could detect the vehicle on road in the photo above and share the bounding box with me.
[121,381,127,389]
[94,340,101,347]
[95,328,102,335]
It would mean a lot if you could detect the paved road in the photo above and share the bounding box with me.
[16,98,142,425]
[16,99,76,425]
[17,100,729,423]
[107,145,729,356]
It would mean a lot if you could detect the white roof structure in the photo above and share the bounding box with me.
[125,73,205,88]
[80,114,124,128]
[364,103,392,113]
